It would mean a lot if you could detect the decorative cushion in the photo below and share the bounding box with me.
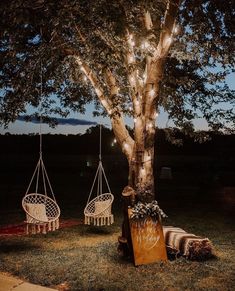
[26,203,48,222]
[94,199,111,216]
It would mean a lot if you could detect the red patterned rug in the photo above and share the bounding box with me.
[0,219,82,237]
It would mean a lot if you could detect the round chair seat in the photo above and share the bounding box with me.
[22,193,60,223]
[84,193,114,226]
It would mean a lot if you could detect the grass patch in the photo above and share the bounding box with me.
[0,209,234,291]
[0,153,234,290]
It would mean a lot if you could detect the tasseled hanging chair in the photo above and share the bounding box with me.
[22,66,61,235]
[84,125,114,226]
[22,154,61,235]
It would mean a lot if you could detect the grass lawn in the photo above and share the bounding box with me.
[0,206,234,291]
[0,153,234,290]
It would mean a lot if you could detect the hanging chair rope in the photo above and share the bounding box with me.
[24,62,56,201]
[84,125,114,226]
[86,125,112,205]
[39,62,43,156]
[22,59,60,234]
[98,125,102,196]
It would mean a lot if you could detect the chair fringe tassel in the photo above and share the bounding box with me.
[85,215,114,226]
[25,218,60,235]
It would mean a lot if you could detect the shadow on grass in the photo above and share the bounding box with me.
[84,225,117,235]
[0,241,42,253]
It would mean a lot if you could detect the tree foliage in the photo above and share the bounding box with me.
[0,0,234,132]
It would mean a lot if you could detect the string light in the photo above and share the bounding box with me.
[128,34,135,47]
[83,75,87,81]
[174,25,179,35]
[147,122,153,129]
[113,138,117,143]
[130,76,135,84]
[130,40,135,47]
[96,88,102,96]
[166,36,172,45]
[141,40,150,50]
[80,66,86,73]
[141,167,146,175]
[129,55,134,63]
[149,89,155,97]
[123,142,128,149]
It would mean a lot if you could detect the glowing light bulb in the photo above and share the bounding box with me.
[128,34,135,46]
[154,112,159,118]
[141,40,150,50]
[149,89,155,97]
[129,55,134,63]
[123,142,128,149]
[130,76,135,83]
[80,66,85,73]
[96,88,102,96]
[166,36,172,45]
[148,122,153,129]
[174,25,179,34]
[141,167,146,175]
[114,138,117,143]
[83,75,87,81]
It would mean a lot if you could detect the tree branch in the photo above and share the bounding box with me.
[143,0,181,120]
[105,68,134,158]
[144,10,153,31]
[59,33,135,159]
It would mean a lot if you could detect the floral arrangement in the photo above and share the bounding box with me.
[130,200,167,221]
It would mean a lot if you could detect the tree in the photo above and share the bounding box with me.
[0,1,234,200]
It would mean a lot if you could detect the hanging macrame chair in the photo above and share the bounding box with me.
[84,125,114,226]
[22,154,61,234]
[22,67,60,235]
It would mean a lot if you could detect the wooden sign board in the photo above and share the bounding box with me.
[128,209,167,266]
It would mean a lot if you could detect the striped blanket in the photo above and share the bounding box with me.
[163,226,214,260]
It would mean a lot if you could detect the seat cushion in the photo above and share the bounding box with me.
[94,199,111,216]
[25,203,48,222]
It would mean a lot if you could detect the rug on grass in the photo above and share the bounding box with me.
[0,219,82,237]
[163,226,214,260]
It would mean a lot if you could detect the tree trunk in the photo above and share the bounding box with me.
[128,147,155,202]
[119,138,156,257]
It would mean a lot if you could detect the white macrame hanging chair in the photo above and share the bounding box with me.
[84,125,114,226]
[22,68,60,235]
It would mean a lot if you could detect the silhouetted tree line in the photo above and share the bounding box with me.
[1,126,235,157]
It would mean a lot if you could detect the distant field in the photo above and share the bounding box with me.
[0,152,234,220]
